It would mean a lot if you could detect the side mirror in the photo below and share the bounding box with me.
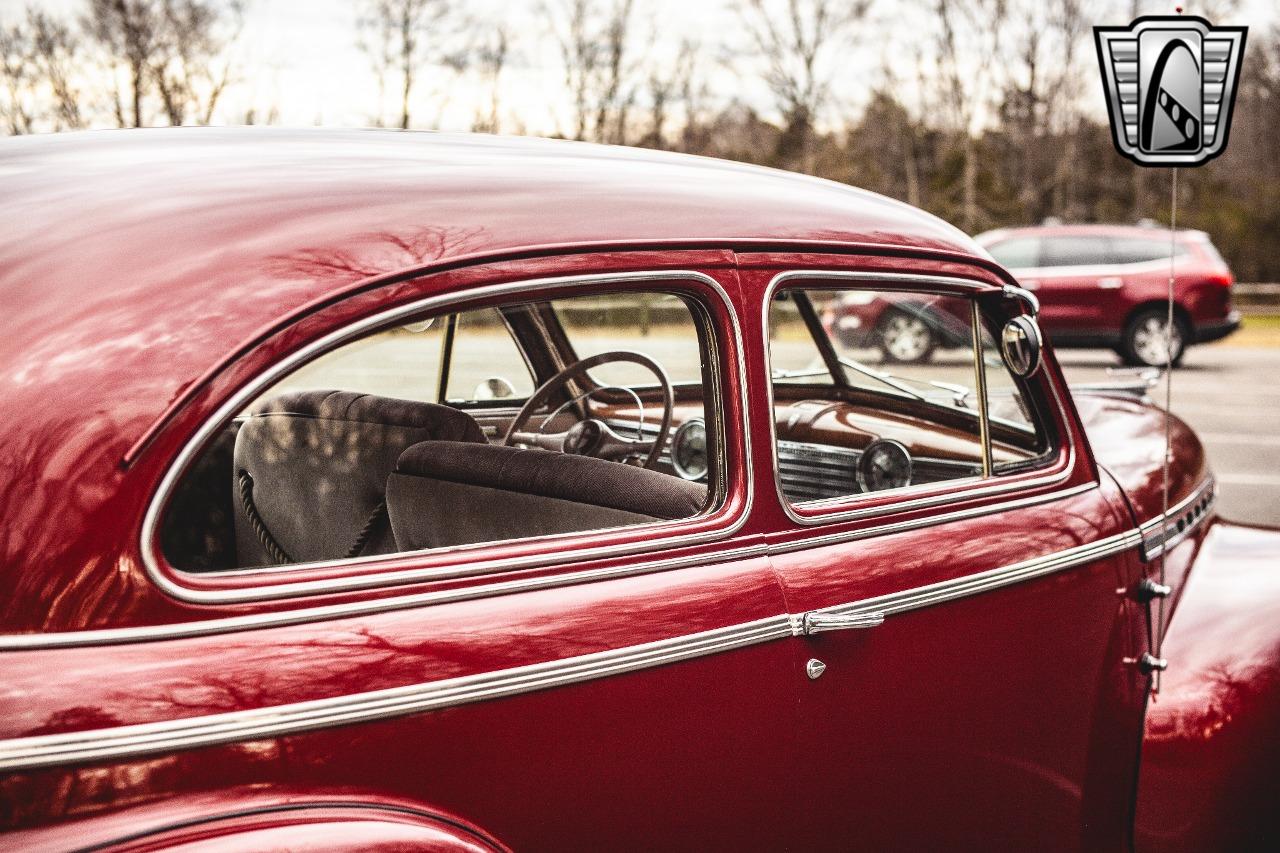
[1001,315,1043,378]
[474,376,517,400]
[401,318,436,334]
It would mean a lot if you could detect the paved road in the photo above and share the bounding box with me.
[1057,346,1280,527]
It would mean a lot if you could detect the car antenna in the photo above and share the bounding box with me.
[1155,167,1179,695]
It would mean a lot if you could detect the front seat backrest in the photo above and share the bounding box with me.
[386,441,708,551]
[233,390,485,566]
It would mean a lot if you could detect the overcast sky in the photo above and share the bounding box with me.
[3,0,1276,134]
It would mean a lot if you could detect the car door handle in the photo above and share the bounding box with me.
[1098,277,1124,289]
[802,611,885,635]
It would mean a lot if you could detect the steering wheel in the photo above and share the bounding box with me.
[502,351,674,469]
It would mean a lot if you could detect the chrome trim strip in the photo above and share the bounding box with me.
[1140,475,1217,561]
[787,528,1144,633]
[761,270,1080,528]
[0,614,795,772]
[0,507,1152,773]
[139,270,754,604]
[970,299,994,477]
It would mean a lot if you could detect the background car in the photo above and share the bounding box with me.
[975,223,1240,366]
[818,291,973,364]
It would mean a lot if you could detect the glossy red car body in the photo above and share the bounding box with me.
[976,223,1240,365]
[0,129,1276,851]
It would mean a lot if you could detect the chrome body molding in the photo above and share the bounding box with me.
[787,527,1145,634]
[0,615,795,773]
[760,270,1079,528]
[138,270,754,605]
[1139,475,1217,561]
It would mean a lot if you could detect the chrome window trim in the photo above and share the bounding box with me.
[140,270,752,604]
[0,480,1179,772]
[0,543,771,651]
[766,482,1097,556]
[762,270,1078,527]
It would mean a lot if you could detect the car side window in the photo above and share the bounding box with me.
[1040,236,1109,267]
[159,288,724,574]
[1109,237,1176,264]
[443,307,536,402]
[767,285,1051,507]
[987,237,1040,269]
[262,307,535,407]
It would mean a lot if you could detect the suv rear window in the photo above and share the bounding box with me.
[1110,237,1173,264]
[1040,237,1109,267]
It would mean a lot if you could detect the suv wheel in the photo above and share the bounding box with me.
[877,311,937,364]
[1121,307,1188,367]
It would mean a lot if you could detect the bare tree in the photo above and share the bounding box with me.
[151,0,245,125]
[997,0,1090,220]
[471,24,510,133]
[28,9,86,130]
[930,0,1010,231]
[84,0,241,128]
[84,0,161,127]
[736,0,870,172]
[548,0,638,144]
[0,18,36,134]
[638,38,699,149]
[357,0,463,130]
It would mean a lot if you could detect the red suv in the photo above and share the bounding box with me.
[975,223,1239,366]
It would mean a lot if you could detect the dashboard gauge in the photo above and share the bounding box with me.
[856,439,912,492]
[671,418,709,481]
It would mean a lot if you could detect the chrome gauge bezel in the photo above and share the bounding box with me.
[856,438,913,493]
[670,417,709,481]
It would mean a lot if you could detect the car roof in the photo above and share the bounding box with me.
[0,127,990,473]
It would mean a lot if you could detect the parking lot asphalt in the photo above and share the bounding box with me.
[1057,345,1280,527]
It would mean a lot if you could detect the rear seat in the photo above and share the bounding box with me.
[386,440,708,551]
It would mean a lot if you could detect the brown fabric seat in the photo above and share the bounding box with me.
[233,390,486,566]
[386,441,708,551]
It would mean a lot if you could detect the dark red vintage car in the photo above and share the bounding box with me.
[1,129,1277,851]
[976,223,1240,367]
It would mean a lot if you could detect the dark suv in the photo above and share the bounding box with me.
[975,224,1239,366]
